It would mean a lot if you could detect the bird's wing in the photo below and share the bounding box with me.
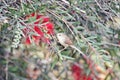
[64,37,73,45]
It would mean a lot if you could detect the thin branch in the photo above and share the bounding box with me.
[94,0,102,9]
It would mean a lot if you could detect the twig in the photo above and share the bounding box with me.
[103,42,120,47]
[27,0,35,11]
[94,0,102,9]
[2,0,9,6]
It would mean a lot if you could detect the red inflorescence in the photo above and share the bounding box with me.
[46,22,54,35]
[71,64,93,80]
[25,36,31,45]
[22,12,54,45]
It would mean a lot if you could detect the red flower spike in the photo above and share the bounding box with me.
[32,35,41,41]
[72,64,82,80]
[35,15,50,24]
[34,26,44,36]
[71,64,93,80]
[36,14,43,19]
[42,17,50,23]
[46,22,54,29]
[25,36,31,45]
[22,12,55,45]
[46,22,54,34]
[34,21,40,24]
[34,14,43,24]
[32,35,41,45]
[47,30,53,35]
[25,12,35,20]
[31,12,35,17]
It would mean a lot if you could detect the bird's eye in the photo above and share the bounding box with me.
[59,34,61,36]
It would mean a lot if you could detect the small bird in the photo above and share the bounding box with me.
[57,33,85,56]
[57,33,73,48]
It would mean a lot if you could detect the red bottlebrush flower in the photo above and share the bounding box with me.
[36,14,42,19]
[25,12,35,20]
[34,21,40,24]
[34,26,44,36]
[72,64,82,80]
[33,26,44,44]
[32,35,41,45]
[31,12,35,17]
[46,22,54,29]
[35,15,50,24]
[25,36,31,45]
[22,12,54,45]
[82,75,93,80]
[71,64,92,80]
[46,22,54,34]
[42,17,50,23]
[34,14,43,24]
[36,14,50,23]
